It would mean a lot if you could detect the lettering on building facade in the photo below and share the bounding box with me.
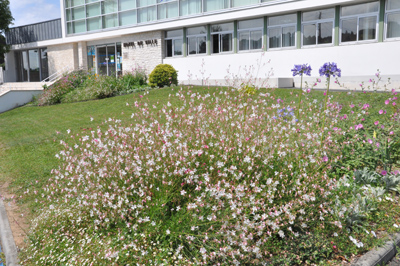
[123,39,158,48]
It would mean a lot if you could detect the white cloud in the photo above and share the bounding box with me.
[9,0,61,27]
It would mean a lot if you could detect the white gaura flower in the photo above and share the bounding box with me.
[166,229,170,235]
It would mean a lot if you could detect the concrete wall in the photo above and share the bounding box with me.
[164,41,400,90]
[77,41,88,70]
[0,90,42,114]
[121,31,163,75]
[47,43,78,76]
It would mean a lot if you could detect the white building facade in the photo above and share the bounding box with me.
[3,0,400,89]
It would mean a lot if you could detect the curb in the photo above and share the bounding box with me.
[0,199,19,266]
[351,233,400,266]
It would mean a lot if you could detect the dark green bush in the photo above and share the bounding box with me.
[148,64,178,87]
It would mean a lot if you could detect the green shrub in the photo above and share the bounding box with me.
[121,67,147,88]
[148,64,178,87]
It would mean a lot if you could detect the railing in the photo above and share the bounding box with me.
[41,66,71,84]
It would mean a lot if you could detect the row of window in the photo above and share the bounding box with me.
[65,0,289,34]
[165,0,400,57]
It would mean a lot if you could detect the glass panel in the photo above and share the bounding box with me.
[119,10,137,26]
[98,46,108,75]
[107,45,116,76]
[87,46,96,74]
[204,0,229,12]
[22,51,29,82]
[158,2,179,20]
[86,0,100,3]
[232,0,258,8]
[198,36,206,53]
[250,30,262,49]
[211,22,234,32]
[66,9,72,21]
[387,0,400,10]
[238,18,263,29]
[103,0,118,14]
[187,26,207,35]
[387,12,400,38]
[28,50,40,82]
[67,22,73,34]
[71,0,84,7]
[282,26,295,47]
[65,0,71,8]
[269,14,297,26]
[188,37,197,54]
[341,2,379,17]
[180,0,201,16]
[73,20,86,33]
[303,24,316,45]
[72,6,85,20]
[87,3,101,17]
[174,39,183,56]
[40,48,49,81]
[138,6,157,23]
[87,16,102,31]
[318,22,333,44]
[166,39,173,57]
[359,16,376,40]
[221,33,232,52]
[103,13,118,28]
[138,0,157,7]
[238,31,250,50]
[269,27,281,48]
[212,34,219,53]
[119,0,136,11]
[166,29,183,38]
[303,8,335,21]
[117,43,122,76]
[341,18,357,42]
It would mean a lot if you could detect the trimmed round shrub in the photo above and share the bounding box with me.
[148,64,178,87]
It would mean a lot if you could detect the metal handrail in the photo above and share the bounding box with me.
[41,65,71,83]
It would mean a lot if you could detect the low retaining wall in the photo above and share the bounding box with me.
[0,90,42,114]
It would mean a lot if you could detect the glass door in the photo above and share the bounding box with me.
[97,44,118,76]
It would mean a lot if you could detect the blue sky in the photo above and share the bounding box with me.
[10,0,61,27]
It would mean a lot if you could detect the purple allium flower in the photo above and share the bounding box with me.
[319,62,341,78]
[291,64,312,77]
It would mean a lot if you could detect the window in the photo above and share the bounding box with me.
[211,22,234,54]
[340,2,379,43]
[268,13,296,49]
[187,26,207,55]
[386,0,400,39]
[165,30,183,57]
[180,0,201,16]
[238,18,263,51]
[204,0,229,12]
[158,0,179,20]
[232,0,258,8]
[302,8,334,46]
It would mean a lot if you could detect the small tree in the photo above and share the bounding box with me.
[0,0,14,65]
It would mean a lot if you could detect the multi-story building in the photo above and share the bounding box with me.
[3,0,400,88]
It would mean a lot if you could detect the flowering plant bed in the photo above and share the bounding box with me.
[0,67,399,265]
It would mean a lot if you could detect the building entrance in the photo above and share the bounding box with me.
[96,43,122,77]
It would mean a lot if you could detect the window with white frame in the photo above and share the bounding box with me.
[302,8,335,46]
[386,0,400,39]
[165,29,183,57]
[204,0,229,12]
[211,22,234,54]
[187,26,207,55]
[341,1,379,43]
[180,0,202,16]
[238,18,263,51]
[268,13,296,49]
[158,0,178,20]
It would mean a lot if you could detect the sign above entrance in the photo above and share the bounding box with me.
[123,39,158,48]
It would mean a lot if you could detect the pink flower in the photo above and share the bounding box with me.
[385,100,390,105]
[379,109,384,114]
[324,92,326,96]
[139,95,143,98]
[350,104,355,108]
[307,89,311,93]
[374,121,379,125]
[393,102,396,106]
[390,131,394,135]
[381,170,387,176]
[368,139,373,144]
[323,156,328,162]
[381,125,384,129]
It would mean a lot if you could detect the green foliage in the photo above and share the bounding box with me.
[148,64,178,87]
[121,67,147,88]
[0,0,13,56]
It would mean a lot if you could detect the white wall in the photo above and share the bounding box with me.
[164,41,400,90]
[0,90,42,114]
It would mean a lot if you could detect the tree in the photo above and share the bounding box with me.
[0,0,14,66]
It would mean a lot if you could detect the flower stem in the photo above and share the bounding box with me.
[320,76,331,146]
[297,75,303,119]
